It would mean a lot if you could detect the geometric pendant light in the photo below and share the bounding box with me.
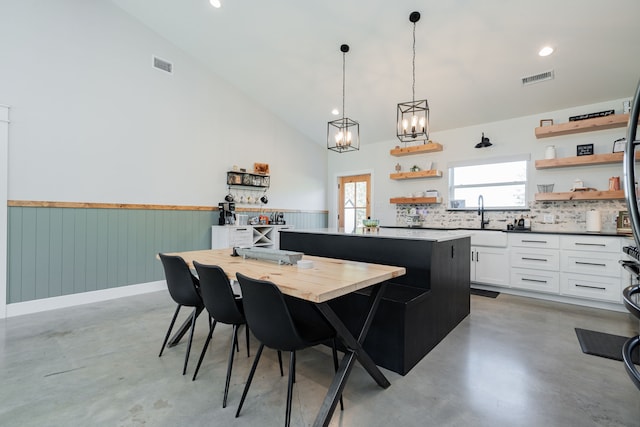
[397,11,429,145]
[328,44,360,152]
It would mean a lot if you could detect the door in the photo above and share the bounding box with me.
[338,174,371,233]
[471,246,510,287]
[0,105,9,318]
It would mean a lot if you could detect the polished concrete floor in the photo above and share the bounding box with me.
[1,291,639,426]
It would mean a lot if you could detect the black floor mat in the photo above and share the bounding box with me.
[575,328,640,364]
[470,288,500,298]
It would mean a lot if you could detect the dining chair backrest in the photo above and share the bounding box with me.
[158,253,202,307]
[193,261,245,325]
[236,272,307,352]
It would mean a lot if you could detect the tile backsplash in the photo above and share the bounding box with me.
[395,199,628,233]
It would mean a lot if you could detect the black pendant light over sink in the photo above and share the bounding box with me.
[397,11,429,145]
[327,44,359,152]
[475,133,493,148]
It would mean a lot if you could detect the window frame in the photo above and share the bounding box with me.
[447,154,530,211]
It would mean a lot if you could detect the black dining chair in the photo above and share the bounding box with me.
[192,261,251,408]
[235,272,342,427]
[158,253,204,375]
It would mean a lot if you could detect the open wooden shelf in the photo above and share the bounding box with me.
[390,197,442,204]
[390,142,443,157]
[534,114,629,139]
[535,152,624,169]
[535,151,640,169]
[390,169,443,180]
[535,190,624,201]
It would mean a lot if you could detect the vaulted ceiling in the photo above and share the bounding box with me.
[110,0,640,145]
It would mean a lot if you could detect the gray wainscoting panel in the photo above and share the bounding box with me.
[6,207,327,304]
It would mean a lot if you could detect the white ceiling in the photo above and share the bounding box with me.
[110,0,640,146]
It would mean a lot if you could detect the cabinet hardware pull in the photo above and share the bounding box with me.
[235,228,248,231]
[575,284,606,291]
[522,257,548,262]
[575,261,607,267]
[522,240,547,243]
[471,251,474,261]
[575,242,606,247]
[522,278,548,283]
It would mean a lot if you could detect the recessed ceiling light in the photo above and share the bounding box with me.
[209,0,221,8]
[538,46,554,57]
[331,108,339,115]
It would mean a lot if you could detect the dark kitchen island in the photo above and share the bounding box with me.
[280,228,471,375]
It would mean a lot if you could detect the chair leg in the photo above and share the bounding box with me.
[182,307,198,375]
[159,305,182,357]
[223,324,239,408]
[277,350,284,376]
[331,338,344,411]
[245,324,251,357]
[236,343,264,418]
[285,351,295,427]
[192,317,217,381]
[235,327,240,353]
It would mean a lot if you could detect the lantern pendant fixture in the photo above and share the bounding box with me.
[328,44,360,152]
[397,11,429,145]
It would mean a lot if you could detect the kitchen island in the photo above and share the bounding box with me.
[280,228,471,375]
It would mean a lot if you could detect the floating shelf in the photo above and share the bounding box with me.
[535,152,640,169]
[390,142,443,157]
[535,190,625,201]
[534,114,629,139]
[535,152,624,169]
[390,197,442,204]
[389,169,443,180]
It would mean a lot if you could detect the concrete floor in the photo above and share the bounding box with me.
[1,291,639,427]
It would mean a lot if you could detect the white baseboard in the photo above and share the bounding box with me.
[5,281,167,318]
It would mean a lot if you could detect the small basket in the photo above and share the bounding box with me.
[537,184,554,193]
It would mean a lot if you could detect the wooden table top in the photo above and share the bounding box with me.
[163,249,406,303]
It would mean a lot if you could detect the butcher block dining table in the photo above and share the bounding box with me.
[160,248,406,427]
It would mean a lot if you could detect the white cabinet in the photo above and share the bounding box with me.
[470,246,510,287]
[469,231,509,287]
[559,235,622,303]
[211,225,293,250]
[509,234,560,294]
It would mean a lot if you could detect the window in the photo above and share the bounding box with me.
[448,155,529,210]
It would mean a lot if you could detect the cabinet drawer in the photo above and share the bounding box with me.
[560,250,621,277]
[509,233,559,249]
[560,235,621,253]
[560,273,621,303]
[511,269,560,294]
[510,248,559,271]
[229,228,253,247]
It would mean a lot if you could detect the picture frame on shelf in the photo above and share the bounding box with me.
[613,137,626,153]
[617,210,632,234]
[539,119,554,127]
[576,143,594,156]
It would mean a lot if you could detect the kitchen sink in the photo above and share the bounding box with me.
[469,230,508,247]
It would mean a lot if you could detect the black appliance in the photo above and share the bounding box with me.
[218,202,235,225]
[620,78,640,389]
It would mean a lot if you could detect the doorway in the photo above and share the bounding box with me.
[338,174,371,233]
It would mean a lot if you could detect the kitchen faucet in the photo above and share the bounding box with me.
[478,195,489,229]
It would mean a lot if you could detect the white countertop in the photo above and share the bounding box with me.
[281,227,472,242]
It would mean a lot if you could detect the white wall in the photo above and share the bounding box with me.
[328,98,631,227]
[0,0,327,210]
[0,105,8,317]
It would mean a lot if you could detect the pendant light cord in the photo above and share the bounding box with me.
[342,50,346,121]
[412,20,416,104]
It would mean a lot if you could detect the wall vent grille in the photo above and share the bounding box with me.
[152,56,173,74]
[521,70,554,86]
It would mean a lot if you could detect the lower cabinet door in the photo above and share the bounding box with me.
[511,268,560,294]
[472,247,510,287]
[560,273,622,303]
